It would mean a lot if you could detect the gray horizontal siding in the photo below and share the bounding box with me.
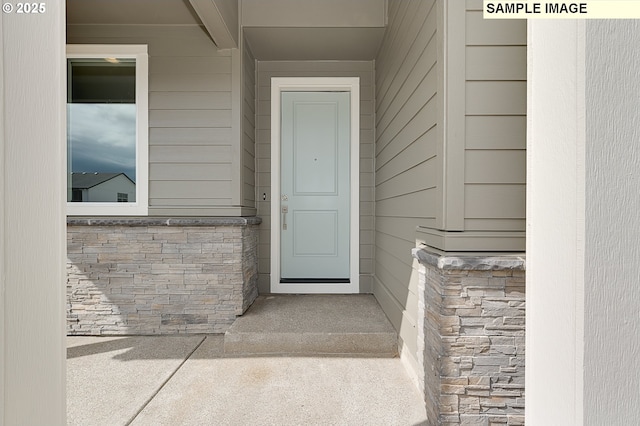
[465,116,525,150]
[373,0,438,376]
[149,56,232,74]
[149,110,231,128]
[149,128,231,145]
[465,150,526,184]
[149,146,231,163]
[254,60,375,295]
[466,81,526,115]
[149,163,232,180]
[373,0,526,382]
[149,92,231,110]
[67,24,235,215]
[242,38,257,208]
[464,6,526,232]
[466,46,526,81]
[466,8,526,45]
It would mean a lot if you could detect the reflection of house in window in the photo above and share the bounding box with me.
[70,172,135,203]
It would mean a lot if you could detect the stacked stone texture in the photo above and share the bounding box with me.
[414,249,525,426]
[67,219,259,335]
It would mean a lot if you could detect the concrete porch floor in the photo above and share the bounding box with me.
[67,295,428,425]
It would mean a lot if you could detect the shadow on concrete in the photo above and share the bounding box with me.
[67,335,206,360]
[67,334,404,361]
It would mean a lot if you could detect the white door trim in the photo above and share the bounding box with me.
[270,77,360,293]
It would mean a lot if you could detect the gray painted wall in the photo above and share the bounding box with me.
[373,0,439,373]
[415,0,525,252]
[242,37,257,208]
[67,24,253,216]
[585,20,640,423]
[254,60,375,294]
[464,1,526,233]
[373,0,526,377]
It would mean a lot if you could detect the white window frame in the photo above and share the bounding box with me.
[66,44,149,216]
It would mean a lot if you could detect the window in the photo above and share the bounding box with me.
[66,45,148,215]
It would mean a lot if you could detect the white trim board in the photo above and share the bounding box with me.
[270,77,360,294]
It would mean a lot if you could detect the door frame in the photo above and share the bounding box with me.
[270,77,360,294]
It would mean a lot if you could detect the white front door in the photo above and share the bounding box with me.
[270,78,360,294]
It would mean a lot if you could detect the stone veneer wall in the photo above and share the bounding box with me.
[67,217,260,335]
[413,248,525,426]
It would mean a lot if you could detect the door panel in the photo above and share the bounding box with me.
[293,210,338,256]
[293,102,338,195]
[281,92,350,281]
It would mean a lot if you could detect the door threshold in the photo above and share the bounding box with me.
[280,278,350,284]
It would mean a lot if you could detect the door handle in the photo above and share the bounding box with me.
[282,206,288,230]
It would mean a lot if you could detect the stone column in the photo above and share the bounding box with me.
[413,248,525,425]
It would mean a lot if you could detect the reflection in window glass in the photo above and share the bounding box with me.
[67,58,137,203]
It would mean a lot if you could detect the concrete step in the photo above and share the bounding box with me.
[224,295,398,357]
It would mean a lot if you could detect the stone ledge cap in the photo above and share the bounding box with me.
[412,247,525,271]
[67,216,262,227]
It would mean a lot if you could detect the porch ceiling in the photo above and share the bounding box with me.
[67,0,386,61]
[243,27,385,61]
[241,0,386,60]
[66,0,202,25]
